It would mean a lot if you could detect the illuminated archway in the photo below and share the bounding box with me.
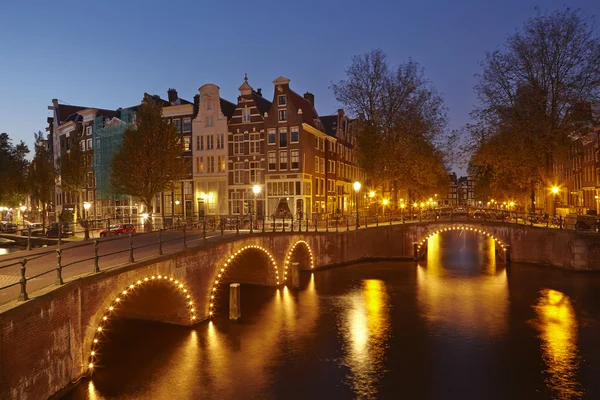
[208,245,280,318]
[87,275,197,373]
[284,240,315,272]
[416,225,507,259]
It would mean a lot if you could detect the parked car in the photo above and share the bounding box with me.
[20,223,44,236]
[99,224,136,237]
[0,222,17,234]
[46,222,74,238]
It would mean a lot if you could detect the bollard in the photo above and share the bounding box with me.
[282,216,286,233]
[413,243,418,261]
[94,240,99,272]
[505,244,512,266]
[129,233,134,263]
[55,249,63,285]
[27,226,32,251]
[158,228,163,255]
[229,283,241,320]
[18,259,28,301]
[326,217,329,233]
[183,224,187,248]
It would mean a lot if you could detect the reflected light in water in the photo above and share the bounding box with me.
[418,233,508,339]
[86,381,100,400]
[533,289,582,399]
[342,279,390,398]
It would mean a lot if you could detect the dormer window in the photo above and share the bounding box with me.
[278,95,287,106]
[279,109,287,122]
[242,107,251,122]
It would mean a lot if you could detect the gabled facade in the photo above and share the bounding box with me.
[227,76,271,217]
[192,84,236,216]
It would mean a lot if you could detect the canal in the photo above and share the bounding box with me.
[65,232,600,399]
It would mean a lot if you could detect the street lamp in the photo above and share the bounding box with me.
[400,202,405,222]
[551,186,559,215]
[353,181,361,228]
[83,202,91,240]
[19,205,26,227]
[252,185,261,233]
[383,198,389,218]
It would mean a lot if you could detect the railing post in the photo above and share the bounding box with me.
[55,249,63,285]
[391,214,394,225]
[315,218,318,233]
[94,240,99,272]
[221,217,225,236]
[376,215,379,227]
[282,216,286,233]
[336,219,339,233]
[203,217,207,241]
[299,217,302,232]
[346,218,349,232]
[84,221,90,241]
[129,232,134,263]
[559,215,563,229]
[18,259,28,301]
[291,217,294,232]
[306,216,309,233]
[183,224,187,248]
[158,228,163,255]
[58,224,62,246]
[27,225,32,251]
[262,216,265,233]
[326,217,329,233]
[273,216,276,232]
[250,212,254,234]
[365,216,368,228]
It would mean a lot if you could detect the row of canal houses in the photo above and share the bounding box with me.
[47,76,363,225]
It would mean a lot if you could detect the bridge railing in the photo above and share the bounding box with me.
[0,211,595,305]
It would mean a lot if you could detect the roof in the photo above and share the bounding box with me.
[288,89,320,128]
[320,115,338,137]
[252,90,272,115]
[220,97,237,119]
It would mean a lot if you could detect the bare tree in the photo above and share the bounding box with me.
[332,49,449,203]
[110,95,188,230]
[58,125,88,221]
[28,131,55,229]
[468,7,600,211]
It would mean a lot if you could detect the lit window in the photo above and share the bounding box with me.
[197,157,204,173]
[315,156,319,173]
[279,151,288,170]
[279,109,286,122]
[217,156,225,172]
[183,136,191,151]
[278,95,287,106]
[291,150,299,170]
[268,129,276,145]
[291,127,299,143]
[268,152,276,171]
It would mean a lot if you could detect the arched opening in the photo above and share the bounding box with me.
[87,275,197,374]
[416,226,507,262]
[283,241,314,288]
[208,245,280,318]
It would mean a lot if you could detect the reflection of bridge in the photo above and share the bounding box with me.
[1,219,599,399]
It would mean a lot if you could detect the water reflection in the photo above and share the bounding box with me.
[533,289,582,399]
[340,279,390,398]
[417,232,508,339]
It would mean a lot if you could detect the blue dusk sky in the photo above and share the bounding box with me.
[1,0,599,173]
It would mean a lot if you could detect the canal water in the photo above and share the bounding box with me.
[66,232,600,399]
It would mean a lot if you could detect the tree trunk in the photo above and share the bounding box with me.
[530,179,536,213]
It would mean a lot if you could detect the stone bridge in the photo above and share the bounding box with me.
[2,220,600,399]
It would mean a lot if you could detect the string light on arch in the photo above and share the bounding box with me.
[208,245,280,318]
[417,225,506,251]
[284,241,315,281]
[87,274,197,373]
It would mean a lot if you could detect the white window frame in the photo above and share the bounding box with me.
[268,129,276,145]
[233,134,244,155]
[278,95,287,106]
[242,107,251,122]
[279,151,288,171]
[249,133,260,154]
[279,128,288,148]
[291,150,299,170]
[234,162,244,184]
[279,109,287,122]
[291,127,299,143]
[268,151,276,171]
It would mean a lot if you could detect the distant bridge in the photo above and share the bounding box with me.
[1,218,599,399]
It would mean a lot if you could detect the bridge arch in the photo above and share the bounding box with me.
[86,274,197,374]
[416,225,507,255]
[208,245,280,318]
[284,240,315,271]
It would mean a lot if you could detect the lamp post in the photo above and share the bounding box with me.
[353,181,361,229]
[400,202,405,222]
[551,186,559,216]
[383,198,389,219]
[83,202,91,240]
[252,185,261,233]
[19,205,26,227]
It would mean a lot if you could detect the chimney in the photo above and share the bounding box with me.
[256,88,262,97]
[193,94,200,118]
[304,92,314,107]
[337,108,344,117]
[167,88,178,104]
